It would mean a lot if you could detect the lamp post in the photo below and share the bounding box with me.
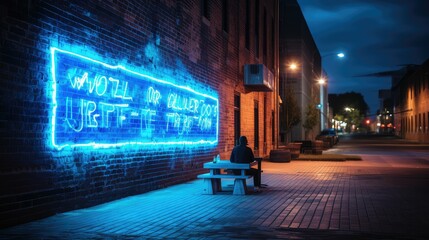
[317,52,345,131]
[317,78,327,131]
[279,61,300,143]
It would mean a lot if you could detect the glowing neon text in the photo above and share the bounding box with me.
[50,47,218,149]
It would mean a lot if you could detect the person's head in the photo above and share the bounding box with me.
[239,136,248,146]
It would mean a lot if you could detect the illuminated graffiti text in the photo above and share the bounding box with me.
[50,47,218,149]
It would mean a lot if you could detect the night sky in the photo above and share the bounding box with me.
[298,0,429,115]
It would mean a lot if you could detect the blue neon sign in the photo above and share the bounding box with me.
[50,47,218,150]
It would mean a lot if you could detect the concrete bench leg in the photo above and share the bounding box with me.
[214,179,222,192]
[202,179,222,194]
[233,179,247,195]
[203,178,215,194]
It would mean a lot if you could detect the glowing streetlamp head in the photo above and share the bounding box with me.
[289,63,298,70]
[337,53,345,58]
[317,78,326,85]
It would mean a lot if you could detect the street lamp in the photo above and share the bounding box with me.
[279,61,300,143]
[317,78,326,85]
[288,62,299,71]
[323,52,346,59]
[318,77,327,131]
[316,51,345,131]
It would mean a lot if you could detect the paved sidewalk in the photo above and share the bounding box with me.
[1,155,429,239]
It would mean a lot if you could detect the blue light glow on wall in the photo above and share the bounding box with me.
[50,47,218,150]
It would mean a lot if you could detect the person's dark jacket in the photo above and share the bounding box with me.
[229,136,259,185]
[230,144,254,163]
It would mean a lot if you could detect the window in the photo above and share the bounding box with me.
[201,0,210,20]
[245,0,250,49]
[406,117,408,133]
[271,17,275,69]
[414,114,419,132]
[414,80,418,97]
[254,100,259,149]
[254,0,259,58]
[263,96,267,144]
[271,111,275,144]
[407,117,409,133]
[410,86,413,99]
[263,8,267,64]
[234,94,241,146]
[419,113,422,132]
[222,0,229,33]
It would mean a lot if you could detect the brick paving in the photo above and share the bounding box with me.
[1,140,429,239]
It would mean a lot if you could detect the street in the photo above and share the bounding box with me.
[262,134,429,239]
[1,134,429,239]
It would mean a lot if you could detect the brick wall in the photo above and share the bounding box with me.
[397,59,429,143]
[0,0,278,227]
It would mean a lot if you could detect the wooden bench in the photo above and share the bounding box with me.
[197,160,256,195]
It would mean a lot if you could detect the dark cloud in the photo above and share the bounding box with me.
[298,0,429,114]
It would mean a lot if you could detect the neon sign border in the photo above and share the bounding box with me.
[50,47,219,150]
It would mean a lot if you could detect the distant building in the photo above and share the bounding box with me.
[366,64,422,135]
[279,0,322,142]
[392,59,429,143]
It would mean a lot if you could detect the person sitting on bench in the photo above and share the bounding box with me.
[230,136,260,188]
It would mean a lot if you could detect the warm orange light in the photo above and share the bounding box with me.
[366,120,370,124]
[289,63,298,70]
[318,78,326,85]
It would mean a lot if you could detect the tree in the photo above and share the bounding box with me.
[328,92,369,116]
[329,92,369,132]
[303,101,319,140]
[344,108,364,133]
[279,87,301,143]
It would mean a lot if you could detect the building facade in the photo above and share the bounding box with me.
[393,59,429,143]
[278,0,321,143]
[0,0,279,227]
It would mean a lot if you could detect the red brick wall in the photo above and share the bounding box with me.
[397,60,429,142]
[0,0,278,227]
